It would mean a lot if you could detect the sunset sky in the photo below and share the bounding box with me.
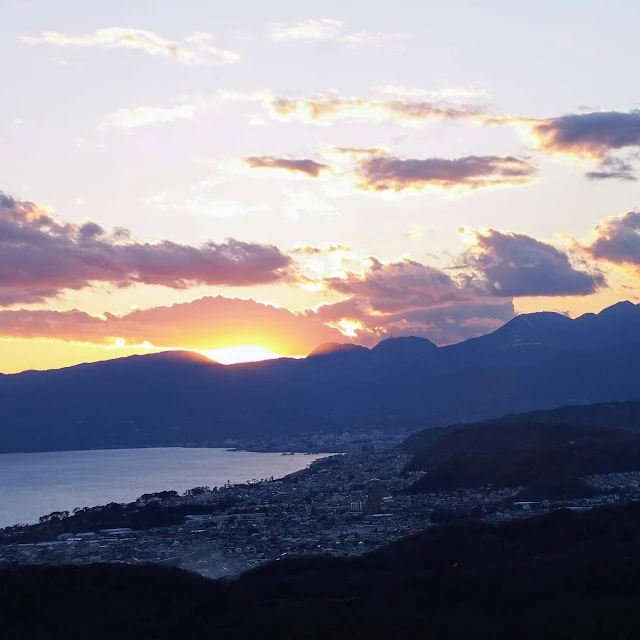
[2,0,640,373]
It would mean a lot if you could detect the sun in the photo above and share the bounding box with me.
[198,345,285,365]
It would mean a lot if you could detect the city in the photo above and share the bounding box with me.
[2,440,636,578]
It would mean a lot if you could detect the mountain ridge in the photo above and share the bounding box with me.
[1,301,640,453]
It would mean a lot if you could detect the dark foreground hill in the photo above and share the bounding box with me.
[5,503,640,638]
[2,301,640,453]
[402,420,640,497]
[403,400,640,455]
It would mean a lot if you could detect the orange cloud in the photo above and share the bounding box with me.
[21,28,240,65]
[265,94,488,127]
[0,296,345,357]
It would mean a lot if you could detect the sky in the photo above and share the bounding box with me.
[1,0,640,372]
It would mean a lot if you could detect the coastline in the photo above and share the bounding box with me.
[0,449,338,532]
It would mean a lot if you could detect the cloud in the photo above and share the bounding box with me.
[320,146,389,162]
[585,157,637,182]
[371,85,490,99]
[269,19,344,43]
[182,198,272,217]
[75,138,105,148]
[340,31,413,48]
[587,211,640,266]
[404,226,428,239]
[527,110,640,179]
[315,299,516,346]
[101,105,196,130]
[281,187,335,220]
[310,258,516,345]
[530,110,640,160]
[268,19,411,47]
[459,229,605,296]
[265,94,488,127]
[243,155,333,178]
[21,28,240,65]
[352,154,537,193]
[145,192,169,209]
[0,296,345,357]
[323,259,478,312]
[291,243,352,255]
[0,191,291,306]
[308,232,605,344]
[236,150,535,196]
[217,90,494,128]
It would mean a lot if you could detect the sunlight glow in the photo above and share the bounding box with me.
[199,345,286,365]
[336,320,362,337]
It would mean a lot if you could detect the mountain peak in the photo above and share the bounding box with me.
[374,336,437,349]
[372,336,438,360]
[508,311,571,328]
[307,342,368,358]
[597,300,637,318]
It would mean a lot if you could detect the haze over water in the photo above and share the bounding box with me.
[0,447,332,528]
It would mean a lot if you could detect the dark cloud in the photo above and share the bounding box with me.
[460,229,605,297]
[585,157,637,182]
[353,155,537,192]
[309,258,515,345]
[243,156,332,177]
[308,233,603,346]
[587,211,640,266]
[0,192,292,306]
[324,259,476,313]
[531,110,640,160]
[367,300,516,345]
[0,296,345,355]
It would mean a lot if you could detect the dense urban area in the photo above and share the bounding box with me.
[2,428,638,577]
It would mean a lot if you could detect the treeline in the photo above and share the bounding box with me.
[0,492,237,545]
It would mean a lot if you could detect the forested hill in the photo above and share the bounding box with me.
[402,400,640,455]
[401,413,640,497]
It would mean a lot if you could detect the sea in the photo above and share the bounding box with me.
[0,447,334,529]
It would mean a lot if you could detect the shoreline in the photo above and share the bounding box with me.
[0,445,336,456]
[0,450,338,533]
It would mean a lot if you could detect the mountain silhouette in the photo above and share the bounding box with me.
[307,342,370,358]
[1,301,640,453]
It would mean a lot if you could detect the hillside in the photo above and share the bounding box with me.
[6,503,640,638]
[406,438,640,494]
[1,301,640,453]
[404,420,636,460]
[400,419,640,497]
[402,400,640,455]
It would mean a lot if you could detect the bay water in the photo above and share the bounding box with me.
[0,447,332,528]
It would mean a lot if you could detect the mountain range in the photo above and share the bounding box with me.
[1,301,640,454]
